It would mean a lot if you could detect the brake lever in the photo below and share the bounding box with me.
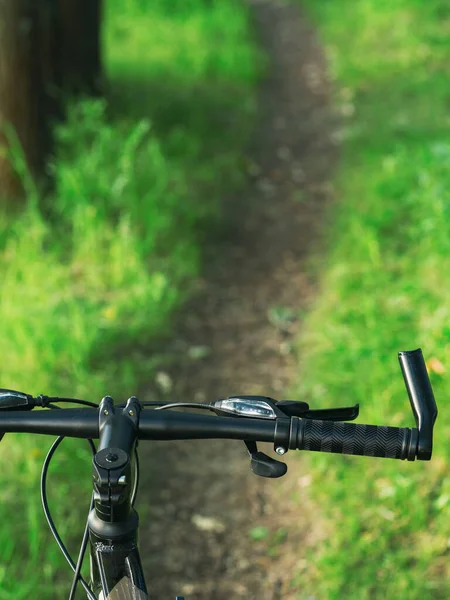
[276,400,359,421]
[244,440,287,478]
[303,404,359,421]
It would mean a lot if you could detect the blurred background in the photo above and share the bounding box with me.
[0,0,449,598]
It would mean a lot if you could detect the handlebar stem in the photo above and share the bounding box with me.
[91,396,140,522]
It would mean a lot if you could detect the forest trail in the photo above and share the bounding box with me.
[138,1,338,597]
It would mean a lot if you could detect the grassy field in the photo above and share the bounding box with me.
[0,1,260,597]
[292,1,450,598]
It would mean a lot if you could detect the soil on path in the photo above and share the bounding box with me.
[138,1,337,598]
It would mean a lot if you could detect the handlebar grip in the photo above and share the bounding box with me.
[297,419,418,461]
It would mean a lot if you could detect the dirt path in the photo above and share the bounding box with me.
[137,1,337,598]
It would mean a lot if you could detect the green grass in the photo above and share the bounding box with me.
[290,1,450,598]
[0,0,260,597]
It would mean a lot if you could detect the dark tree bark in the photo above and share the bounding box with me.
[0,0,43,201]
[0,0,103,204]
[58,0,103,96]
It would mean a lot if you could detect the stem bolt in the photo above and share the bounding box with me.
[128,410,135,416]
[106,453,118,463]
[103,409,109,416]
[275,446,286,456]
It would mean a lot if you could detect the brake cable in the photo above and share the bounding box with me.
[155,402,213,411]
[40,397,145,600]
[40,400,98,600]
[41,434,97,600]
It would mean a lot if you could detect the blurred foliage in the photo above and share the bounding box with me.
[0,0,260,597]
[292,0,450,598]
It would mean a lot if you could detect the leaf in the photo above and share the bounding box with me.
[426,357,446,375]
[249,526,269,541]
[187,345,211,360]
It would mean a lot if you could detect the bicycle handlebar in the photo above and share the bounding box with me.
[0,404,420,460]
[0,348,438,462]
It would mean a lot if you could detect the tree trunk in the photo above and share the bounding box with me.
[0,0,44,202]
[0,0,103,205]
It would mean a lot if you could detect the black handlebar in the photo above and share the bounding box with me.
[0,348,438,463]
[0,408,276,442]
[0,404,423,461]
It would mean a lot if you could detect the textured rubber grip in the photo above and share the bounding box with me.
[297,419,417,460]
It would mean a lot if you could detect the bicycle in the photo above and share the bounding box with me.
[0,348,438,599]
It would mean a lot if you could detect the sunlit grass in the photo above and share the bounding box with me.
[293,1,450,598]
